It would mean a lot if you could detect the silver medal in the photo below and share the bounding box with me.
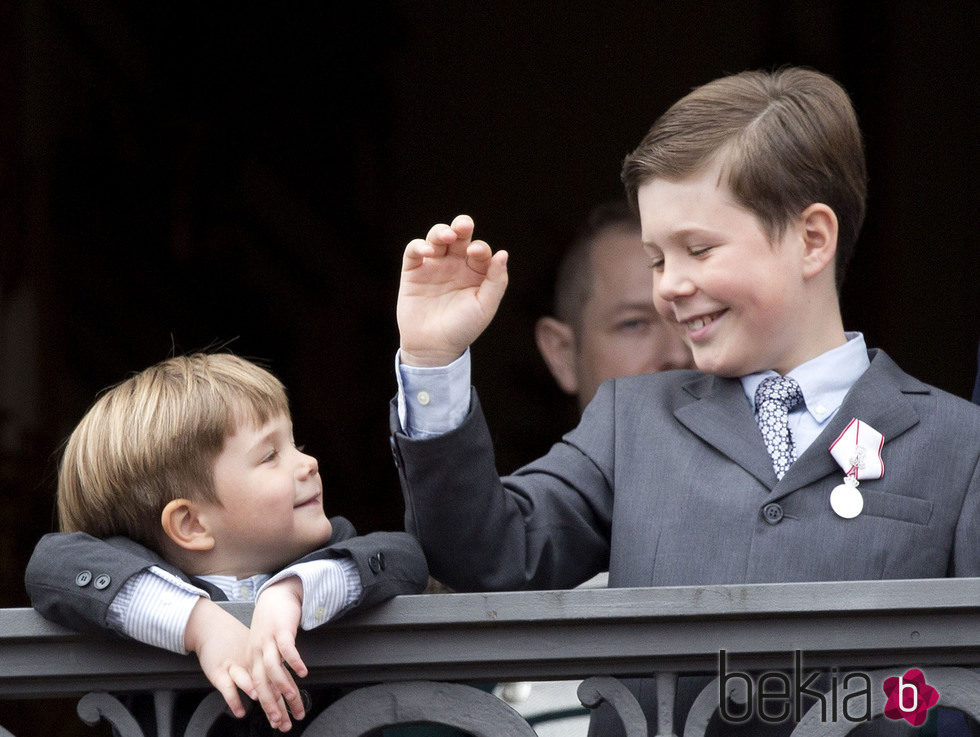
[830,475,863,519]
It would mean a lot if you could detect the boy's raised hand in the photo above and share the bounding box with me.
[398,214,509,367]
[184,598,258,721]
[248,577,308,733]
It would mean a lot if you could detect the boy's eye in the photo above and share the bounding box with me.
[294,443,306,453]
[262,448,279,463]
[689,246,712,257]
[647,258,664,270]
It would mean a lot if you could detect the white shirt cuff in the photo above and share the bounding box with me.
[107,566,208,654]
[260,557,362,630]
[395,348,471,438]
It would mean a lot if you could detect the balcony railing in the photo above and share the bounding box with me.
[1,578,978,736]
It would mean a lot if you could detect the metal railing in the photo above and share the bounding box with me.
[2,578,978,736]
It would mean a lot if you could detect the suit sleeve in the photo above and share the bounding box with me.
[294,517,429,615]
[390,386,616,593]
[24,532,173,634]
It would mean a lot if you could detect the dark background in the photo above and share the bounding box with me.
[0,1,977,734]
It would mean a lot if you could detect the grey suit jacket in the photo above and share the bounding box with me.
[392,349,979,593]
[25,516,429,636]
[390,349,979,736]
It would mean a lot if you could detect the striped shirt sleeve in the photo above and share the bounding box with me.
[106,566,208,654]
[259,557,362,630]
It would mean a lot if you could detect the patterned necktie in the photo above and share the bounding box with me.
[755,375,804,480]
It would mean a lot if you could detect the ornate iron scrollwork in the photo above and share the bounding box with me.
[301,680,537,736]
[76,689,233,737]
[183,691,233,737]
[77,692,147,737]
[577,676,649,737]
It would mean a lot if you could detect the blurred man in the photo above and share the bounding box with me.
[535,202,692,412]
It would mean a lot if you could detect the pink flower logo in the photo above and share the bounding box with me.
[882,669,939,726]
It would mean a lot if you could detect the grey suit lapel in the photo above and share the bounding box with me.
[773,349,925,498]
[673,373,777,489]
[673,350,927,499]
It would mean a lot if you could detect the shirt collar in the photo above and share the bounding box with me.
[741,332,870,425]
[196,572,271,602]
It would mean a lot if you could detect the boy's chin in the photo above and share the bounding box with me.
[691,353,742,378]
[318,518,334,544]
[305,517,334,548]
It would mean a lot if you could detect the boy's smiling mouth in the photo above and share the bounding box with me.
[294,492,322,509]
[679,309,727,338]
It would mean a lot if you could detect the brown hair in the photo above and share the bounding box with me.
[58,354,289,548]
[621,67,867,288]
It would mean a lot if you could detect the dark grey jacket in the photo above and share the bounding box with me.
[25,516,428,634]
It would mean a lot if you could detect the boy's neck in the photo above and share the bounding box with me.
[163,543,275,580]
[769,286,848,376]
[776,323,849,376]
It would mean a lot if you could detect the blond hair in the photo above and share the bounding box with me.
[621,67,867,288]
[58,354,289,548]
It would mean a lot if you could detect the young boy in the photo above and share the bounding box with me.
[25,353,428,734]
[389,68,980,735]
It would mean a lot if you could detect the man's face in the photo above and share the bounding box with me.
[573,225,693,409]
[637,159,816,377]
[200,412,333,577]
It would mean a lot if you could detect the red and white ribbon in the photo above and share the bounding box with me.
[829,418,884,480]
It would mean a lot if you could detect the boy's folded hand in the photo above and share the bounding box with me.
[249,576,307,732]
[184,598,257,720]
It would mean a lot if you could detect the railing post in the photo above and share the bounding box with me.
[655,672,678,737]
[153,690,175,737]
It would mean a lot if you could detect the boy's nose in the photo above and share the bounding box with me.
[297,452,319,479]
[654,262,695,303]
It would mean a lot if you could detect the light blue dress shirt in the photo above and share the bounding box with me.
[739,332,870,459]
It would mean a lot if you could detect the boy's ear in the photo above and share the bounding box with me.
[535,316,579,395]
[161,499,215,552]
[798,203,839,280]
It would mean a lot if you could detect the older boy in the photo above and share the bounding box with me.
[26,354,428,734]
[390,68,980,735]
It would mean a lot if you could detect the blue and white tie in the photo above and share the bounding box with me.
[755,375,804,480]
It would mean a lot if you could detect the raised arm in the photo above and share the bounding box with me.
[397,214,509,367]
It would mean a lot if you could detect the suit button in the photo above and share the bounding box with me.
[75,570,92,587]
[94,574,111,590]
[369,553,384,574]
[762,503,784,524]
